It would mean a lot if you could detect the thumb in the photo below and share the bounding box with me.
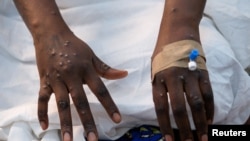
[92,55,128,80]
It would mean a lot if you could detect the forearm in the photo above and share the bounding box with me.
[13,0,71,43]
[154,0,206,56]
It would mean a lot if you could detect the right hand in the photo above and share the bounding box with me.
[35,31,128,141]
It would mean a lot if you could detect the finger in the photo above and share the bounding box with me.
[84,67,121,123]
[68,79,98,141]
[199,70,214,124]
[92,55,128,80]
[152,74,174,141]
[166,69,193,141]
[184,71,207,141]
[53,82,72,141]
[38,82,53,130]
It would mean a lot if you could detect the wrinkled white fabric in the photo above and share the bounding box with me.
[0,0,250,140]
[205,0,250,69]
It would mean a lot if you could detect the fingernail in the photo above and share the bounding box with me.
[112,113,121,123]
[40,121,46,130]
[88,132,97,141]
[64,132,71,141]
[201,134,208,141]
[165,135,172,141]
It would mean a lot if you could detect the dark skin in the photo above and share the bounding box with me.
[13,0,215,141]
[13,1,128,141]
[152,0,214,141]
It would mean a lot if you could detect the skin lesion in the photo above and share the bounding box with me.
[43,36,77,77]
[57,100,70,110]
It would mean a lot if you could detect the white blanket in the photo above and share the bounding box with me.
[0,0,250,140]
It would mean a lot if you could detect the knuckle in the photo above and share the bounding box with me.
[96,87,108,97]
[57,100,70,110]
[76,101,88,110]
[153,94,165,106]
[61,122,72,130]
[38,93,50,103]
[172,105,186,117]
[189,97,204,112]
[100,63,110,72]
[38,111,47,118]
[203,92,213,102]
[84,121,96,132]
[155,104,166,114]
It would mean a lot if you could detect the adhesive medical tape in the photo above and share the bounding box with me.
[151,40,207,81]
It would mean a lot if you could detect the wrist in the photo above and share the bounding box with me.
[14,0,72,43]
[157,25,200,45]
[151,40,207,81]
[153,0,206,58]
[153,25,201,58]
[28,14,72,42]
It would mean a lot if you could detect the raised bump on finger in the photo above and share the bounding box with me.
[184,72,207,138]
[38,81,53,130]
[199,70,214,124]
[69,82,98,139]
[152,75,173,139]
[84,68,121,123]
[166,70,193,140]
[53,82,72,141]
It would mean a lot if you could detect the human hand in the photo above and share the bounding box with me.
[152,0,213,139]
[152,67,214,141]
[35,31,128,141]
[13,0,127,140]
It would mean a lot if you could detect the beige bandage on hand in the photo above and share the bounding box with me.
[151,40,207,81]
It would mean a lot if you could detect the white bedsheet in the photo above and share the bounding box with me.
[0,0,250,140]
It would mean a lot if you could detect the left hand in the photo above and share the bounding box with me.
[152,67,214,141]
